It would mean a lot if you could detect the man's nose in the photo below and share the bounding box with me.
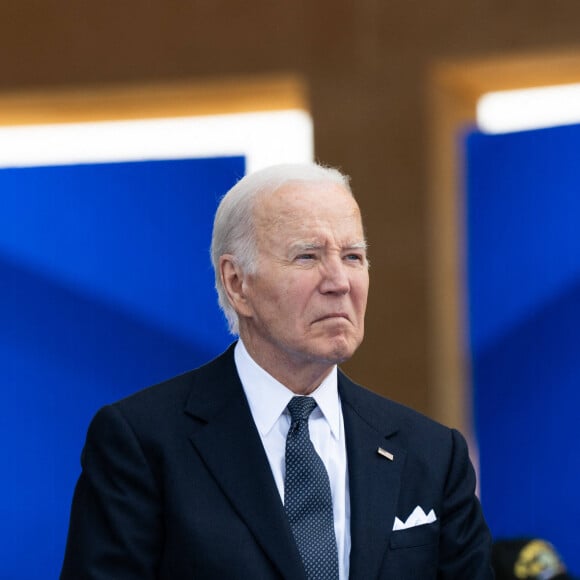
[319,256,350,294]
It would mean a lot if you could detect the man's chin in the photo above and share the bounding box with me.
[312,336,362,365]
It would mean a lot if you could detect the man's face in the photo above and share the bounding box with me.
[238,180,369,373]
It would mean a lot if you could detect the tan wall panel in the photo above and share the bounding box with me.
[0,76,308,125]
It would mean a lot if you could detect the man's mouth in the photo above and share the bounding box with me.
[315,313,349,323]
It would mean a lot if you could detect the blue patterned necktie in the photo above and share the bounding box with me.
[284,396,339,580]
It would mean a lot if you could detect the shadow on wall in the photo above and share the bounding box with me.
[475,279,580,575]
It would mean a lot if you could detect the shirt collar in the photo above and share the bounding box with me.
[234,340,341,439]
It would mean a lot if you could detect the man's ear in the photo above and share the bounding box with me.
[219,255,253,318]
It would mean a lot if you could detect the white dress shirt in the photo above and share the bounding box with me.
[234,340,351,580]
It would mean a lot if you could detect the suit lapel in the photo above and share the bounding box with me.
[184,347,306,580]
[339,373,406,580]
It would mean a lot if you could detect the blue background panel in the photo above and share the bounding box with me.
[465,123,580,573]
[0,156,244,579]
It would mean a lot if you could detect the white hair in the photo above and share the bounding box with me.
[210,162,352,335]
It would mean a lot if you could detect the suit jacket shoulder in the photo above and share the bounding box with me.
[338,370,454,449]
[336,370,494,580]
[62,343,306,580]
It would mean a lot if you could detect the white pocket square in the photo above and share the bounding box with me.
[393,506,437,531]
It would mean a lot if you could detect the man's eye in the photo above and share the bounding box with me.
[296,254,315,260]
[345,253,363,262]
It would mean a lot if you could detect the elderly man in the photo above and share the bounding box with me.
[61,163,493,579]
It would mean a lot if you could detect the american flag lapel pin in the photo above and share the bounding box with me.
[377,447,394,461]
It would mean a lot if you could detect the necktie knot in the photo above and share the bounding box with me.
[287,396,317,424]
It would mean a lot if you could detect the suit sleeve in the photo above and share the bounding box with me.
[438,428,495,579]
[60,404,163,580]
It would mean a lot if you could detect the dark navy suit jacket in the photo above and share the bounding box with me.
[61,344,494,579]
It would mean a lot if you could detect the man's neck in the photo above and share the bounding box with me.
[238,336,336,395]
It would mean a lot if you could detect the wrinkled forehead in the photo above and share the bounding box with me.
[253,180,363,232]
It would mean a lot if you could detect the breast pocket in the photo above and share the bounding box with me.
[389,521,439,549]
